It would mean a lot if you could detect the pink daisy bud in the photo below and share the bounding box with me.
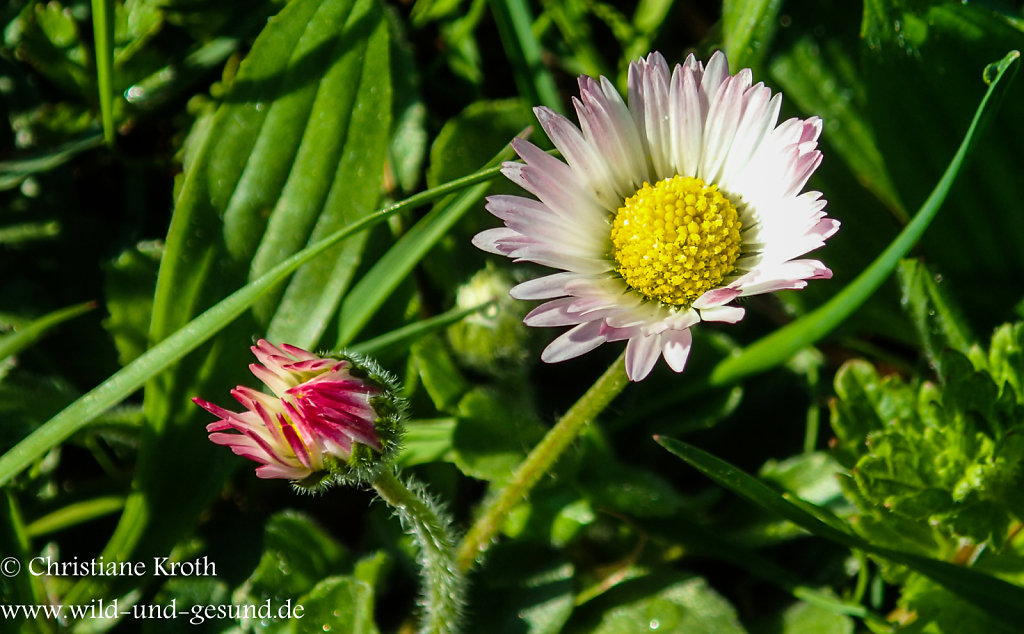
[194,340,404,488]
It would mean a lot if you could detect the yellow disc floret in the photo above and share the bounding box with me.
[611,175,742,307]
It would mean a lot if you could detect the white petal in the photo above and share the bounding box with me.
[626,334,662,381]
[472,227,521,255]
[524,298,586,327]
[662,329,693,373]
[511,272,579,299]
[542,320,608,363]
[693,287,741,309]
[698,305,746,323]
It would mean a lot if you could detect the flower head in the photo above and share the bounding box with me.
[193,340,404,488]
[473,51,839,381]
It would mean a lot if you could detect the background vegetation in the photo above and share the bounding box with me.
[2,0,1024,631]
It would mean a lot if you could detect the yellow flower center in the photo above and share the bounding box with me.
[611,175,743,307]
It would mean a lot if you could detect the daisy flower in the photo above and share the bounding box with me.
[473,51,839,381]
[193,340,403,486]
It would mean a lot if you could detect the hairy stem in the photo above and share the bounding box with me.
[456,351,629,571]
[372,469,464,634]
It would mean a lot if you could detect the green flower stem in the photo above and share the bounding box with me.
[372,469,464,634]
[456,350,630,571]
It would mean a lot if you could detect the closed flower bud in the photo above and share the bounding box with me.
[194,340,404,489]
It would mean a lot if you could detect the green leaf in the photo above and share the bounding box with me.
[397,418,456,467]
[292,576,379,634]
[410,335,470,412]
[771,600,854,634]
[103,242,162,366]
[709,50,1020,386]
[489,0,563,113]
[452,388,546,482]
[896,574,1020,634]
[239,511,348,604]
[656,435,1024,628]
[581,573,746,634]
[758,452,844,509]
[118,0,391,579]
[465,542,574,634]
[572,433,687,518]
[897,258,975,378]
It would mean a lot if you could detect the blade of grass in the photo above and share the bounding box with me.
[489,0,564,113]
[349,302,491,357]
[722,0,782,69]
[25,495,126,538]
[657,435,1024,628]
[91,0,116,147]
[0,134,103,191]
[336,140,515,346]
[0,162,503,488]
[709,51,1020,386]
[0,302,95,361]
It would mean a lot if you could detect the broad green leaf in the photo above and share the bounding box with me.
[103,242,162,366]
[758,452,844,510]
[772,600,854,634]
[897,258,975,378]
[452,388,546,482]
[657,436,1024,628]
[896,575,1019,634]
[580,573,746,634]
[292,576,379,634]
[465,542,574,634]
[65,0,392,601]
[572,433,686,518]
[397,418,456,467]
[709,50,1019,386]
[237,511,348,604]
[411,335,470,412]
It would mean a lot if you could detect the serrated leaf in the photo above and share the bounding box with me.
[657,435,1024,628]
